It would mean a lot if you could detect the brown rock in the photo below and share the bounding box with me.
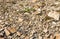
[8,27,17,33]
[4,28,10,36]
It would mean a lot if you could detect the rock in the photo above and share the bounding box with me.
[55,34,60,39]
[39,36,42,39]
[43,29,47,33]
[17,31,22,36]
[18,18,23,22]
[20,34,25,39]
[24,36,29,39]
[4,28,10,36]
[7,27,17,33]
[0,37,4,39]
[48,11,59,20]
[32,0,37,3]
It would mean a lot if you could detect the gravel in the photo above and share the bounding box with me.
[0,0,60,39]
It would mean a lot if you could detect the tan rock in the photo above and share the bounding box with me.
[4,28,10,36]
[48,11,59,20]
[17,31,22,36]
[55,34,60,39]
[33,11,40,15]
[20,34,25,38]
[24,36,29,39]
[8,27,17,33]
[32,0,37,3]
[0,37,4,39]
[18,18,23,22]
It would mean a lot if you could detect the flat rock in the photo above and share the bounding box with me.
[24,36,29,39]
[18,18,23,22]
[4,28,10,36]
[0,37,4,39]
[17,31,22,36]
[55,34,60,39]
[7,27,17,33]
[48,11,59,20]
[32,0,37,3]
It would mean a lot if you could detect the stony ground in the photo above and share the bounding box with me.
[0,0,60,39]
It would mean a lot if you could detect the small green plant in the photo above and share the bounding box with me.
[23,7,35,13]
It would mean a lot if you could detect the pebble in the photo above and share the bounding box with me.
[18,18,23,22]
[32,0,37,3]
[17,31,22,36]
[0,37,4,39]
[39,36,42,39]
[48,11,59,20]
[24,36,29,39]
[55,34,60,39]
[4,28,10,36]
[43,29,47,33]
[7,27,17,33]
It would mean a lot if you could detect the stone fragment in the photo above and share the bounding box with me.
[0,37,4,39]
[48,11,59,20]
[32,0,37,3]
[8,27,17,33]
[43,29,47,33]
[4,28,10,36]
[39,36,42,39]
[24,36,29,39]
[18,18,23,22]
[20,34,25,38]
[17,31,22,36]
[55,34,60,39]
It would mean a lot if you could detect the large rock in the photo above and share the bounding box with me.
[48,11,59,20]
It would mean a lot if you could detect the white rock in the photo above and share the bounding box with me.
[48,11,59,20]
[43,29,47,33]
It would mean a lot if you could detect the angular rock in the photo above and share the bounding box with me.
[43,29,47,33]
[0,37,4,39]
[48,11,59,20]
[8,27,17,33]
[55,34,60,39]
[4,28,10,36]
[18,18,23,22]
[32,0,37,3]
[24,36,29,39]
[17,31,22,36]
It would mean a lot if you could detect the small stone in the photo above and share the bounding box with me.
[0,37,4,39]
[17,31,22,36]
[4,28,10,36]
[55,34,60,39]
[24,36,29,39]
[48,11,59,20]
[20,34,25,38]
[0,20,2,23]
[8,27,17,33]
[18,18,23,22]
[33,11,40,15]
[39,36,42,39]
[32,0,37,3]
[43,29,47,33]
